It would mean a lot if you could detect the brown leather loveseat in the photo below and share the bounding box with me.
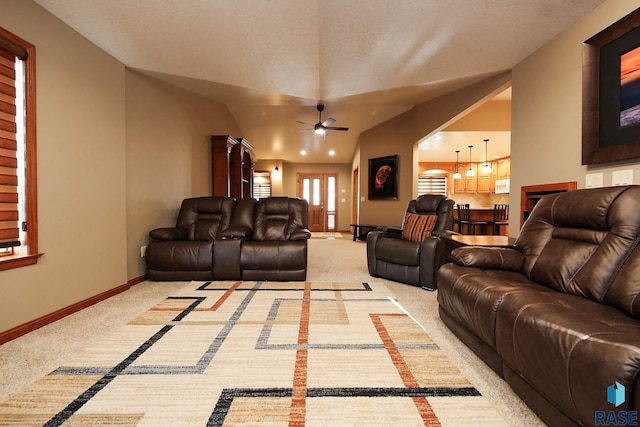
[145,196,311,281]
[437,186,640,426]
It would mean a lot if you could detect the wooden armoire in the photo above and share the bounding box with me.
[211,135,256,199]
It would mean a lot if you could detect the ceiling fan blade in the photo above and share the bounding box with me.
[322,117,336,127]
[326,126,349,131]
[296,120,313,125]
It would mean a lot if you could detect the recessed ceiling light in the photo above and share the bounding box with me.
[300,150,307,155]
[329,150,335,156]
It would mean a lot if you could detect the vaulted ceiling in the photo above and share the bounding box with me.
[34,0,604,163]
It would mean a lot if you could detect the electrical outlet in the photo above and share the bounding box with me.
[585,173,603,188]
[141,245,147,258]
[612,169,633,186]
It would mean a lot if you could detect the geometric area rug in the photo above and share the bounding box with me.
[0,281,509,426]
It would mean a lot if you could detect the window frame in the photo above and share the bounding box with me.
[0,26,39,271]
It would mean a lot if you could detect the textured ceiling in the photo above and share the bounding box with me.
[34,0,604,163]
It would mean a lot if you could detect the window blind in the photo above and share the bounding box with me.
[253,171,272,200]
[418,175,447,197]
[0,47,20,248]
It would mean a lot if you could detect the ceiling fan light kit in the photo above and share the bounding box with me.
[298,104,349,136]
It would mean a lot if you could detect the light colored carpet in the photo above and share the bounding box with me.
[0,238,544,426]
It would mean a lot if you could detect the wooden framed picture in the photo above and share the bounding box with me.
[583,7,640,165]
[368,155,398,200]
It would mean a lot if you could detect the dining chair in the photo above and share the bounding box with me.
[456,204,471,234]
[493,204,509,235]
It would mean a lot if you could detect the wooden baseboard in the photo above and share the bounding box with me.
[0,275,146,346]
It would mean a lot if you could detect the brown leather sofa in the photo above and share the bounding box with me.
[437,186,640,426]
[145,196,311,281]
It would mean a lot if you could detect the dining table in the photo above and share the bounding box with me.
[453,206,508,235]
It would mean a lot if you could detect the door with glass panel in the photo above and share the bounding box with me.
[297,173,337,232]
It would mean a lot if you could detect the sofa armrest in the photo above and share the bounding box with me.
[419,236,444,290]
[377,225,402,233]
[450,246,524,271]
[220,226,253,239]
[149,227,188,241]
[290,228,312,241]
[374,226,402,239]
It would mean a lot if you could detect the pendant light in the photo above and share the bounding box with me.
[481,139,492,174]
[466,145,475,177]
[453,150,462,179]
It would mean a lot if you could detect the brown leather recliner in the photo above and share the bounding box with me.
[437,186,640,426]
[146,197,235,281]
[366,194,454,290]
[240,197,311,281]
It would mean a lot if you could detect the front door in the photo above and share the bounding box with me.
[297,173,337,232]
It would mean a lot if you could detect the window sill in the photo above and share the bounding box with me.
[0,253,43,272]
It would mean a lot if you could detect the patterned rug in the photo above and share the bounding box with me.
[0,281,508,426]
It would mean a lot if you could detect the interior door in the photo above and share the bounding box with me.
[298,173,337,232]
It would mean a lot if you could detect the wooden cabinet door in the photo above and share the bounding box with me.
[464,164,477,193]
[477,176,492,193]
[477,163,493,193]
[497,158,510,179]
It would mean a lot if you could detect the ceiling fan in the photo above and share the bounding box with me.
[297,104,349,135]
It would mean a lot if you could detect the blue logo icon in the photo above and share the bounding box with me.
[608,382,626,407]
[596,382,638,426]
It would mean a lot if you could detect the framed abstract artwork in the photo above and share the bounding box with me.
[583,7,640,165]
[368,155,398,200]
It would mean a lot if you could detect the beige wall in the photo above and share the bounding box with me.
[254,160,284,196]
[357,72,511,226]
[445,100,511,132]
[0,0,128,331]
[510,0,640,235]
[125,72,242,279]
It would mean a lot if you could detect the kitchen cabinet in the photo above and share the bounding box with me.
[453,163,477,193]
[476,161,495,193]
[497,158,510,179]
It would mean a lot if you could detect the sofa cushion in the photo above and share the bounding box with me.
[437,263,546,348]
[496,290,640,424]
[223,198,256,239]
[146,240,213,272]
[376,237,420,266]
[253,197,310,241]
[240,240,307,270]
[515,186,640,302]
[604,243,640,319]
[175,197,235,240]
[401,213,437,242]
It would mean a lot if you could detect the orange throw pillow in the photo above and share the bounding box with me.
[401,213,438,242]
